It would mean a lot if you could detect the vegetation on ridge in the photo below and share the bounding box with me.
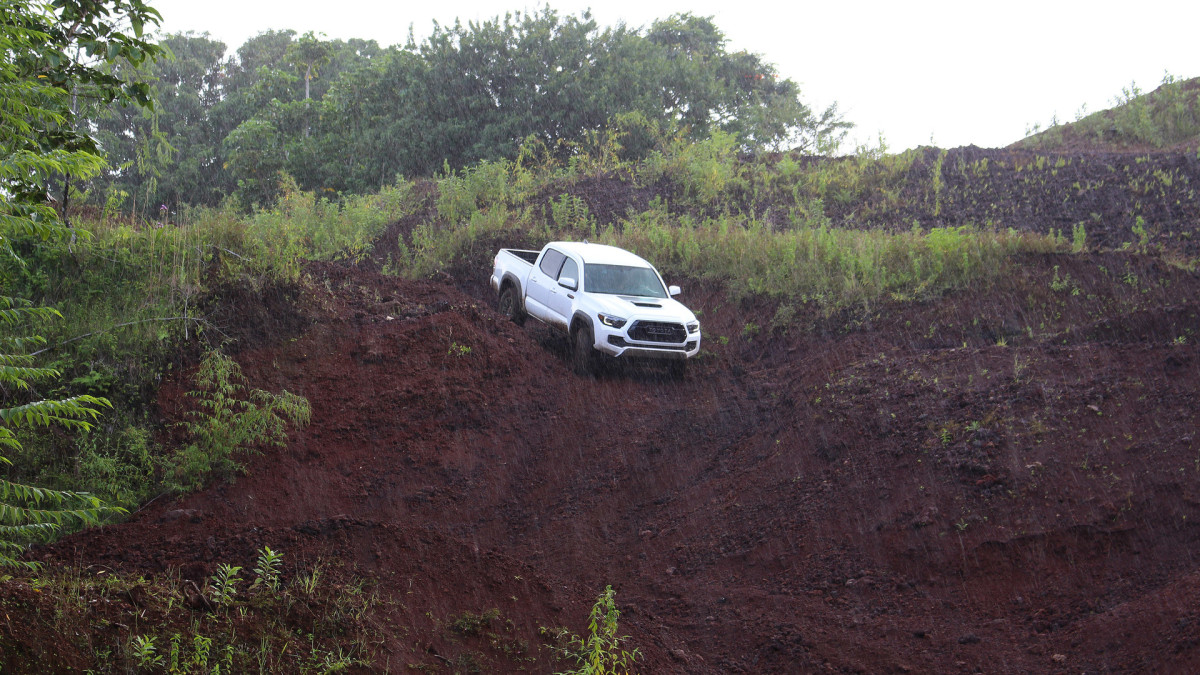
[1017,73,1200,151]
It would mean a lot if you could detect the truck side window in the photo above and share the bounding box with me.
[559,258,578,285]
[539,248,565,278]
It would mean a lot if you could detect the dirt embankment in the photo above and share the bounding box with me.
[17,147,1200,673]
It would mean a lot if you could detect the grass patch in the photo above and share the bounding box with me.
[0,551,382,672]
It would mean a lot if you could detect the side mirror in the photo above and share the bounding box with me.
[668,285,681,297]
[559,277,578,291]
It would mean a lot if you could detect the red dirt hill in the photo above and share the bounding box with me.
[19,145,1200,673]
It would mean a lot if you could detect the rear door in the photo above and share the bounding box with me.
[524,247,565,323]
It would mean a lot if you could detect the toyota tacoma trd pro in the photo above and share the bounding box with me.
[490,242,701,375]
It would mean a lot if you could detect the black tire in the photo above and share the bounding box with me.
[572,324,597,376]
[498,285,525,325]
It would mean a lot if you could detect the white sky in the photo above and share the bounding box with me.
[149,0,1200,153]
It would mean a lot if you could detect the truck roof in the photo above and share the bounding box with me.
[547,241,653,267]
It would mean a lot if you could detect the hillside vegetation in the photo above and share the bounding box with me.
[1016,74,1200,151]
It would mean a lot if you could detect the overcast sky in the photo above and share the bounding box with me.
[149,0,1200,153]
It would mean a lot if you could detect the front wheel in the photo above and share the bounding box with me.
[498,286,525,325]
[572,325,597,376]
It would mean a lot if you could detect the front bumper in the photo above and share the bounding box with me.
[595,320,701,360]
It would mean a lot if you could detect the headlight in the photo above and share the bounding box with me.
[687,321,700,334]
[598,313,627,328]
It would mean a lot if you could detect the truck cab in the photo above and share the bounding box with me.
[491,242,701,375]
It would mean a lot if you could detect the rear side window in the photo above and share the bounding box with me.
[559,258,578,283]
[539,248,566,277]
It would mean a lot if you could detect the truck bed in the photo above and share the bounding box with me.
[501,249,539,265]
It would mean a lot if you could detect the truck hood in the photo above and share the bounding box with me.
[589,293,697,324]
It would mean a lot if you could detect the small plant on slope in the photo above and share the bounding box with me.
[250,545,284,594]
[208,563,242,606]
[554,585,641,675]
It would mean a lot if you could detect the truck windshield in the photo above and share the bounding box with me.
[583,264,667,298]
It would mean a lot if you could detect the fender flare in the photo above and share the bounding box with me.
[569,311,594,338]
[499,273,525,311]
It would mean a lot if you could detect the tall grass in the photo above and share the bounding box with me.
[604,215,1052,309]
[247,175,418,275]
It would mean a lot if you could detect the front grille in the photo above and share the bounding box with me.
[628,320,687,343]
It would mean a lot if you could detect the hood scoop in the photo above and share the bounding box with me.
[632,302,662,308]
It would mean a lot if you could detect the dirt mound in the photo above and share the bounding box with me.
[32,234,1200,673]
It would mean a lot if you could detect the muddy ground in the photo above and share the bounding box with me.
[20,147,1200,673]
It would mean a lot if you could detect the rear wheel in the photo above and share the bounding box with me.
[572,324,597,376]
[498,286,525,325]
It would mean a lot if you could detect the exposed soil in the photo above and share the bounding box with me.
[15,147,1200,673]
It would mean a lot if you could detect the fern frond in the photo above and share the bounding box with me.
[0,477,102,508]
[0,395,112,429]
[0,296,61,324]
[0,352,37,366]
[0,479,122,527]
[0,363,59,388]
[0,335,47,352]
[0,502,117,527]
[0,522,59,541]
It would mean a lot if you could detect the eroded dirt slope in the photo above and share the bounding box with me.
[39,235,1200,673]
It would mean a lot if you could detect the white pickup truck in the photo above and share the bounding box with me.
[490,241,701,375]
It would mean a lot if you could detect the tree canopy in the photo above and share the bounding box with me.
[90,8,851,210]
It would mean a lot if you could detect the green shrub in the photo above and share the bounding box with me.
[164,351,310,493]
[75,426,156,510]
[638,130,739,209]
[436,160,518,223]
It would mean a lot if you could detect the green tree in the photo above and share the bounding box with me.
[87,10,851,205]
[287,31,332,101]
[646,13,850,152]
[335,8,849,176]
[94,32,232,213]
[1,299,116,569]
[317,46,429,190]
[0,0,162,566]
[223,114,286,208]
[7,0,162,217]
